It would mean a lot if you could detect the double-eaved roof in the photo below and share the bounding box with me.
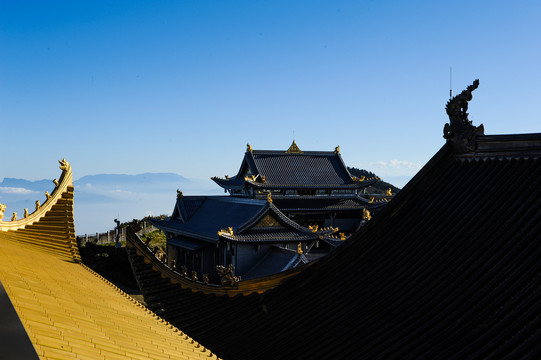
[152,196,267,243]
[127,80,541,359]
[150,195,337,245]
[212,141,378,192]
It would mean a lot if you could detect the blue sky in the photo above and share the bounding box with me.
[1,0,540,188]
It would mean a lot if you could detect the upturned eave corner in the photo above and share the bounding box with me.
[443,79,485,153]
[0,158,74,231]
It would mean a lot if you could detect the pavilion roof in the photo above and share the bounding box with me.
[151,195,335,244]
[270,194,388,212]
[129,81,541,359]
[212,141,377,191]
[217,201,336,243]
[151,196,266,243]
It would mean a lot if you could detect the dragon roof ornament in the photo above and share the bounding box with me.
[444,79,484,153]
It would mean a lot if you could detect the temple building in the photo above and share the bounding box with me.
[150,142,385,282]
[127,79,541,360]
[212,141,385,230]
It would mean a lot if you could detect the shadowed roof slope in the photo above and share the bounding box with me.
[201,83,541,359]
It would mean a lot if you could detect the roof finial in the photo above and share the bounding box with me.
[444,79,484,153]
[267,192,273,203]
[247,143,253,153]
[334,145,340,154]
[177,189,183,198]
[297,242,303,255]
[285,140,303,154]
[449,66,453,99]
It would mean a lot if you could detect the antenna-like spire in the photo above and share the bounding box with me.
[449,67,453,99]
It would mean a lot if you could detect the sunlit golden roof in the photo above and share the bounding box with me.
[0,160,218,359]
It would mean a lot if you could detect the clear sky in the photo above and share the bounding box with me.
[1,0,540,186]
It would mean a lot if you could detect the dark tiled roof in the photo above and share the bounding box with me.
[209,132,541,359]
[221,228,323,243]
[142,128,541,359]
[211,145,377,190]
[219,202,335,242]
[242,247,302,280]
[210,176,245,190]
[249,150,351,185]
[271,195,387,211]
[151,196,266,242]
[131,85,541,359]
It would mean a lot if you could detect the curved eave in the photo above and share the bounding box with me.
[125,227,304,296]
[235,202,338,236]
[219,231,328,243]
[150,218,217,243]
[320,236,346,247]
[0,162,73,231]
[244,178,378,190]
[0,160,80,262]
[211,177,246,191]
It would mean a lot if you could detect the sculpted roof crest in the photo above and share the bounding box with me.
[285,140,303,154]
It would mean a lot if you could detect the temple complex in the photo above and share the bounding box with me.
[150,142,385,282]
[212,141,385,229]
[127,80,541,359]
[2,80,541,359]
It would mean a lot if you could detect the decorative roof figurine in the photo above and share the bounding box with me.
[362,208,371,221]
[247,143,253,152]
[59,158,70,171]
[216,264,241,287]
[444,79,484,153]
[0,204,5,221]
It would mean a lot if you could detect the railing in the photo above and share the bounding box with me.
[77,222,157,246]
[125,226,306,297]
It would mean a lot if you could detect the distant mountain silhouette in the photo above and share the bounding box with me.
[1,170,400,234]
[77,173,188,188]
[1,178,54,192]
[0,173,214,234]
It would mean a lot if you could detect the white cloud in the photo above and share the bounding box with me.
[0,187,38,195]
[367,159,423,176]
